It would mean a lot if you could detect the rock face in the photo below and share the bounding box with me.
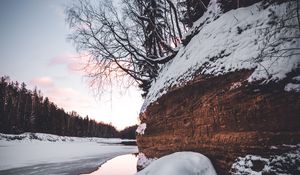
[137,70,300,174]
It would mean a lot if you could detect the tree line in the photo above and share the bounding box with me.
[0,76,137,138]
[119,124,138,139]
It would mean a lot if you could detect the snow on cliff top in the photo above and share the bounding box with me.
[142,1,300,112]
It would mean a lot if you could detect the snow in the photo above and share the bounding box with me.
[231,155,269,175]
[182,0,222,41]
[230,82,242,90]
[230,144,300,175]
[142,1,300,112]
[284,83,300,92]
[137,153,157,169]
[293,75,300,81]
[0,133,137,172]
[136,123,147,135]
[136,152,217,175]
[0,132,134,144]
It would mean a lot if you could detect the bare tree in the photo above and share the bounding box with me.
[66,0,183,96]
[255,0,300,78]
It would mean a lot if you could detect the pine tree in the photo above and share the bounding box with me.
[31,88,40,131]
[24,92,32,131]
[0,76,8,131]
[16,82,26,132]
[41,97,50,132]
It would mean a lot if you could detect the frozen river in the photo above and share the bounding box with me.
[0,133,138,175]
[0,152,138,175]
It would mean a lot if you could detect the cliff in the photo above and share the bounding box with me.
[137,70,300,173]
[137,1,300,174]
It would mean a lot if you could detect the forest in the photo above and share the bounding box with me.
[0,76,137,139]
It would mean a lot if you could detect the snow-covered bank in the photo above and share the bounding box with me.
[0,133,137,173]
[136,152,217,175]
[0,132,134,144]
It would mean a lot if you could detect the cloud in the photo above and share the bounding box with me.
[39,85,96,113]
[49,52,90,75]
[29,76,95,114]
[47,87,79,98]
[30,76,54,88]
[49,54,69,65]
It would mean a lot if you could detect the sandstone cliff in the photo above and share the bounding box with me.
[137,1,300,174]
[137,70,300,173]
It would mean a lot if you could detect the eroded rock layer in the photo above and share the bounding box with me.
[137,70,300,174]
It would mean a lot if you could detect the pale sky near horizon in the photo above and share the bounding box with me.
[0,0,143,130]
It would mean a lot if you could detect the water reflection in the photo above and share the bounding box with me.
[83,154,137,175]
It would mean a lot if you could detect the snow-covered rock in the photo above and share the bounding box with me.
[136,123,147,135]
[137,153,157,169]
[230,81,242,90]
[230,144,300,175]
[293,75,300,81]
[136,152,217,175]
[142,1,300,112]
[284,83,300,92]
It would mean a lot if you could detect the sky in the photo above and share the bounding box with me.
[0,0,143,130]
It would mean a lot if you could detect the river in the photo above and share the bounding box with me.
[83,154,138,175]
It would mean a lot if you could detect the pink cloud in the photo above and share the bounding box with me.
[29,76,101,120]
[49,53,73,65]
[46,87,98,114]
[30,76,54,88]
[47,87,79,98]
[49,52,91,75]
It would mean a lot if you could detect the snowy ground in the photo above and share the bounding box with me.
[0,133,137,175]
